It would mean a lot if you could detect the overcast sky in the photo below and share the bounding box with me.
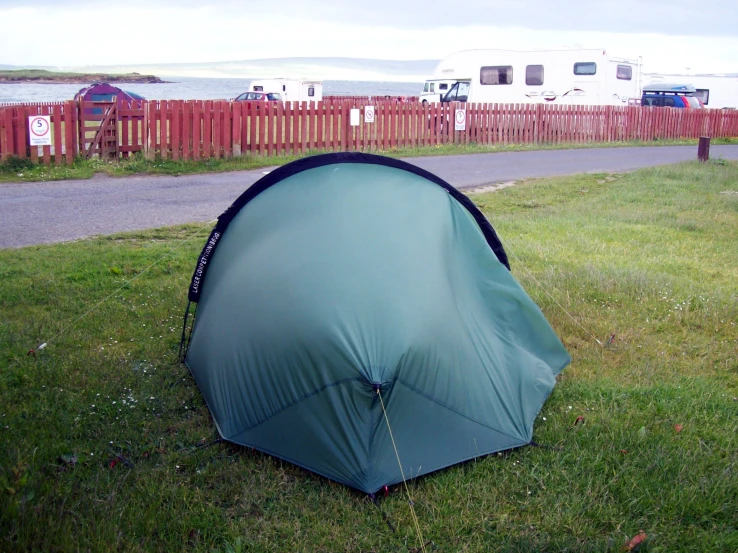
[1,0,736,74]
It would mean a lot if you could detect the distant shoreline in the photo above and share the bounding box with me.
[0,69,168,84]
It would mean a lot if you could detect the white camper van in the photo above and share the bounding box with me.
[419,79,456,104]
[249,79,323,103]
[425,48,641,106]
[643,74,737,109]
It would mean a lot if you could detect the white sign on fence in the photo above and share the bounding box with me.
[365,105,375,123]
[28,115,52,146]
[454,109,466,131]
[350,108,360,127]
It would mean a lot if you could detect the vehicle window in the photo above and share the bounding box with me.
[430,83,435,93]
[642,96,663,107]
[525,65,544,86]
[574,62,597,76]
[308,86,315,97]
[616,65,632,80]
[267,93,282,101]
[695,89,709,105]
[439,83,448,90]
[236,93,248,101]
[444,83,458,101]
[443,81,470,102]
[663,96,676,107]
[423,83,429,93]
[253,86,263,91]
[480,66,513,85]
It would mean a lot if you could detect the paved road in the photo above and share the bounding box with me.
[2,145,737,248]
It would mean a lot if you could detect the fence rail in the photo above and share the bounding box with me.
[324,95,419,103]
[2,99,738,164]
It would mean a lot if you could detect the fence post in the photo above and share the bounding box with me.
[697,136,710,162]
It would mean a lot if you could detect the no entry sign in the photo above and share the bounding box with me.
[454,109,466,131]
[28,115,52,146]
[364,105,375,123]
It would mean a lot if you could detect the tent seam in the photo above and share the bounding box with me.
[395,378,525,444]
[223,440,361,491]
[242,377,359,432]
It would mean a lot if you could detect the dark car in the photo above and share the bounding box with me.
[641,83,704,108]
[234,91,282,102]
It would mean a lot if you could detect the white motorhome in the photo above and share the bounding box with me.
[419,79,456,104]
[643,74,738,109]
[424,48,641,106]
[249,79,323,103]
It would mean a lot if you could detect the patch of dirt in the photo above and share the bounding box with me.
[464,181,517,194]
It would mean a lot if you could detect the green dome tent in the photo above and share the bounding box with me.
[182,153,570,494]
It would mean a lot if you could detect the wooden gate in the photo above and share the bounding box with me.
[79,100,119,159]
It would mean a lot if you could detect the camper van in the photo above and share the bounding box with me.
[419,79,456,104]
[249,79,323,104]
[643,74,737,109]
[425,48,641,106]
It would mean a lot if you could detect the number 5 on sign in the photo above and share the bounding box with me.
[28,115,52,146]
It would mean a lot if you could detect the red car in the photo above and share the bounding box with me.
[234,91,282,102]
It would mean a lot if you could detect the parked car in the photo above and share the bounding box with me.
[234,91,282,102]
[640,83,704,108]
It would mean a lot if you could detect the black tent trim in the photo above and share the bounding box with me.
[187,152,510,303]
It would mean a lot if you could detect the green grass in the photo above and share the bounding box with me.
[1,161,737,552]
[1,137,736,183]
[0,153,299,183]
[0,69,160,82]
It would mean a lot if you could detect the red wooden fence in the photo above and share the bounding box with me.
[0,101,78,165]
[2,100,738,164]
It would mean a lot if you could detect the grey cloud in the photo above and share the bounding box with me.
[1,0,737,36]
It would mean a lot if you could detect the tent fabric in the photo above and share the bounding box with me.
[187,153,509,304]
[73,83,145,115]
[184,153,570,494]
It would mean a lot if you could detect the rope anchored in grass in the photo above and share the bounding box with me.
[376,387,428,553]
[500,238,605,346]
[27,221,217,355]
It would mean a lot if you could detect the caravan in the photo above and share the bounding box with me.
[422,48,641,106]
[249,79,323,104]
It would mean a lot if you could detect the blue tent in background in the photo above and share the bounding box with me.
[74,82,145,114]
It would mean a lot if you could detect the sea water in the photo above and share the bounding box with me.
[0,77,422,104]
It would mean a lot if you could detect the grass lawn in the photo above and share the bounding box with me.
[1,161,736,552]
[0,69,160,82]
